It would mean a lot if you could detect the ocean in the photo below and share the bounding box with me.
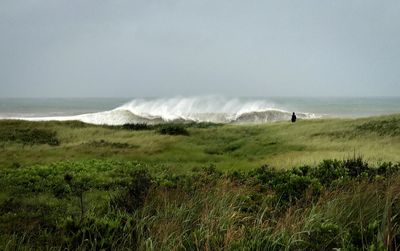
[0,97,399,125]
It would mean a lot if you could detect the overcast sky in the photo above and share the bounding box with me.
[0,0,399,97]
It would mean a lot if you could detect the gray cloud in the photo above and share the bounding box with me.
[1,0,399,97]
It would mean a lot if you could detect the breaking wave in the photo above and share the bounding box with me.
[15,97,319,125]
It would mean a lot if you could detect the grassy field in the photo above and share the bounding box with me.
[0,115,400,250]
[1,114,399,171]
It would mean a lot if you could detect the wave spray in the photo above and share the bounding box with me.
[15,96,317,125]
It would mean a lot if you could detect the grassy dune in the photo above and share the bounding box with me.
[1,114,399,170]
[0,115,400,250]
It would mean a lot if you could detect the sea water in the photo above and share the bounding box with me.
[0,97,399,125]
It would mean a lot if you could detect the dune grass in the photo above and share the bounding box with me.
[0,114,399,171]
[0,115,400,250]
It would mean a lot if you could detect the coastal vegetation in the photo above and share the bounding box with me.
[0,114,399,250]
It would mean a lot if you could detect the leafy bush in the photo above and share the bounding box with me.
[0,160,145,194]
[158,124,189,136]
[111,170,153,213]
[204,146,223,155]
[273,174,321,205]
[110,122,220,131]
[305,221,341,250]
[0,127,59,146]
[0,198,55,234]
[60,213,135,250]
[312,159,347,185]
[61,120,89,128]
[85,140,136,149]
[376,162,400,176]
[184,122,222,129]
[223,141,243,152]
[121,123,154,130]
[1,158,400,250]
[250,165,321,207]
[343,156,369,178]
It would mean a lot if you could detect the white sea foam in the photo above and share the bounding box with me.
[8,96,319,125]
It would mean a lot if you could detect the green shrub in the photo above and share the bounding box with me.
[343,156,369,178]
[376,162,400,176]
[61,120,89,128]
[273,174,321,206]
[312,159,347,185]
[111,170,153,213]
[121,123,153,130]
[85,140,136,149]
[250,165,321,207]
[238,193,265,213]
[204,146,223,155]
[1,158,400,250]
[0,160,145,194]
[0,128,59,146]
[306,221,341,250]
[60,213,136,250]
[0,198,55,234]
[184,122,222,129]
[223,141,243,152]
[157,124,189,136]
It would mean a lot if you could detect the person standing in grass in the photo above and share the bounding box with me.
[291,112,297,123]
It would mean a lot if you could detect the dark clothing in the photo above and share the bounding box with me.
[291,113,296,123]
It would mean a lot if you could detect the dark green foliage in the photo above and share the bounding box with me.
[204,146,223,155]
[238,193,265,213]
[305,221,341,250]
[111,170,152,213]
[312,159,347,185]
[60,214,136,250]
[0,198,56,234]
[199,164,221,176]
[352,220,382,249]
[108,122,220,132]
[121,123,153,130]
[158,124,189,135]
[0,160,145,194]
[343,156,369,177]
[60,120,89,128]
[376,162,400,176]
[1,158,400,250]
[10,162,21,169]
[312,157,400,185]
[184,122,222,129]
[223,140,243,152]
[85,139,136,149]
[227,170,246,184]
[248,157,400,209]
[274,174,321,205]
[0,127,59,146]
[251,165,321,207]
[157,165,222,194]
